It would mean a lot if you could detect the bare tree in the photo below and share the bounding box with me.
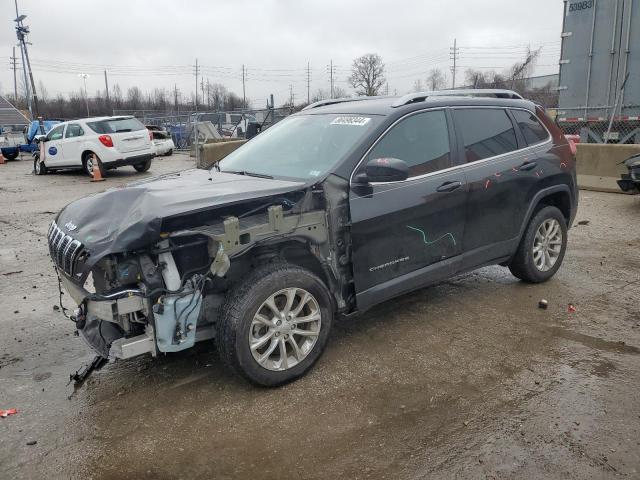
[312,88,329,102]
[426,68,446,91]
[38,80,48,103]
[464,69,487,88]
[508,47,541,90]
[348,53,386,96]
[333,86,348,98]
[127,86,143,110]
[413,79,423,93]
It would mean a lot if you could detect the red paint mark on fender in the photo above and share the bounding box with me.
[484,179,491,189]
[494,172,502,178]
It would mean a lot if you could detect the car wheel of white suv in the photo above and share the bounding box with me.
[83,152,105,178]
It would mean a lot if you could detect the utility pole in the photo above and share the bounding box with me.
[78,73,90,117]
[327,60,335,98]
[14,1,39,117]
[104,69,110,110]
[242,64,246,110]
[289,84,294,108]
[174,84,179,113]
[11,47,18,102]
[193,58,199,112]
[450,38,459,89]
[201,77,205,110]
[206,79,210,110]
[306,61,311,104]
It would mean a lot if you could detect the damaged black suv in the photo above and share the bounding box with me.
[49,90,578,386]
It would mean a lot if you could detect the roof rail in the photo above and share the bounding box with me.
[391,89,524,108]
[302,95,389,111]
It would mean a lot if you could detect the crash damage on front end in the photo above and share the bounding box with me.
[48,168,353,364]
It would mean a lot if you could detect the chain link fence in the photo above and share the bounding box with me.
[129,107,291,152]
[557,106,640,144]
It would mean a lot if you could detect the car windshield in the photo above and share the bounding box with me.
[218,114,379,180]
[86,118,145,134]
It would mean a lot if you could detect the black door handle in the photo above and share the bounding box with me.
[519,160,538,171]
[436,180,463,192]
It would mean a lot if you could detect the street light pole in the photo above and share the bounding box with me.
[78,73,90,117]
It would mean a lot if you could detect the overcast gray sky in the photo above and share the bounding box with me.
[1,0,564,108]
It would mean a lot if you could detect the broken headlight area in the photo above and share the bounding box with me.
[61,235,219,362]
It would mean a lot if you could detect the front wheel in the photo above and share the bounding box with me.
[33,157,47,175]
[5,152,18,160]
[133,159,152,172]
[216,262,333,387]
[509,206,568,283]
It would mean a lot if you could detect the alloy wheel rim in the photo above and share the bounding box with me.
[86,155,95,176]
[533,218,562,272]
[249,287,321,371]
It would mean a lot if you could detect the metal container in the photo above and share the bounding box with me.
[558,0,639,143]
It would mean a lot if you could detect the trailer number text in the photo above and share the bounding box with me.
[569,1,593,12]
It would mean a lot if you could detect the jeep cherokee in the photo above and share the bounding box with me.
[48,89,578,386]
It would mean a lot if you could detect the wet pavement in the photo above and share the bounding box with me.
[1,154,639,479]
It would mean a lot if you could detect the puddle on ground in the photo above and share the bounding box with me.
[549,327,640,355]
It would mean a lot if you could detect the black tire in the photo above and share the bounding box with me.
[33,157,47,175]
[509,206,568,283]
[83,152,105,177]
[133,159,152,172]
[165,149,173,157]
[216,262,333,387]
[5,152,18,160]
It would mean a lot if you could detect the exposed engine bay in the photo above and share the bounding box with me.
[49,171,353,362]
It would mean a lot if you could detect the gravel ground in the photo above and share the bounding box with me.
[1,153,639,479]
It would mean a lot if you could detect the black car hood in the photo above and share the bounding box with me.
[56,169,305,259]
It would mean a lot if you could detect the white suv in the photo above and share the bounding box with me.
[34,116,155,177]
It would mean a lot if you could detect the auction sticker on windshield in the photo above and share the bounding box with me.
[330,116,371,126]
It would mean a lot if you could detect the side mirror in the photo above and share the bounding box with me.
[34,134,46,144]
[361,157,409,183]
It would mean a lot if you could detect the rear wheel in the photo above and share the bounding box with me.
[165,149,173,156]
[133,159,152,172]
[509,206,567,283]
[5,152,18,160]
[83,152,105,177]
[216,262,333,387]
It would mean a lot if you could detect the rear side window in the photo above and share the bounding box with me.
[454,109,518,162]
[87,117,145,134]
[367,110,451,178]
[511,109,549,145]
[65,124,84,138]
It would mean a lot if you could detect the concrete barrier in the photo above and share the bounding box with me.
[576,144,640,193]
[196,140,247,169]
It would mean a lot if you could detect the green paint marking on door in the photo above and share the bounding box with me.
[406,225,457,247]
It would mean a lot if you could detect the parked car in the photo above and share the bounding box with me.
[617,153,640,194]
[0,125,26,160]
[34,116,155,177]
[48,90,577,386]
[146,125,175,156]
